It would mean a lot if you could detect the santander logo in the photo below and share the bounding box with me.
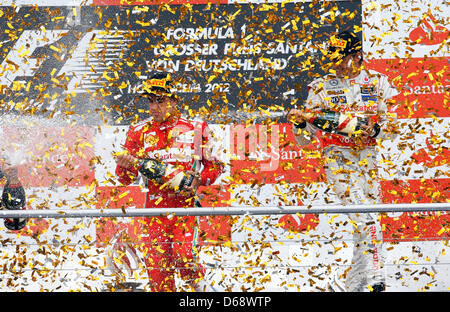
[409,12,449,45]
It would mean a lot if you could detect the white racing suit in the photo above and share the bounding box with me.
[293,68,398,291]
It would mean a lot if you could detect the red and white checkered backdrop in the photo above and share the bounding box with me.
[0,0,447,291]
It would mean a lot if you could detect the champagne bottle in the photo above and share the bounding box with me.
[305,109,372,137]
[138,159,194,191]
[1,182,27,231]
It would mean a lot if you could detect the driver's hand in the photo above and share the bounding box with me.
[115,153,138,170]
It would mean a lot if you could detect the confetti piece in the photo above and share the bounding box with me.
[49,45,61,53]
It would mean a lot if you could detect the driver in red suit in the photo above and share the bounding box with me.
[115,72,223,292]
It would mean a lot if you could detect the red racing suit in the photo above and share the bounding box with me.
[294,68,399,291]
[116,115,223,291]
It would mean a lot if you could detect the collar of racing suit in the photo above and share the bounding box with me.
[151,114,180,130]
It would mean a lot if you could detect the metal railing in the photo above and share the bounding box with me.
[0,202,449,218]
